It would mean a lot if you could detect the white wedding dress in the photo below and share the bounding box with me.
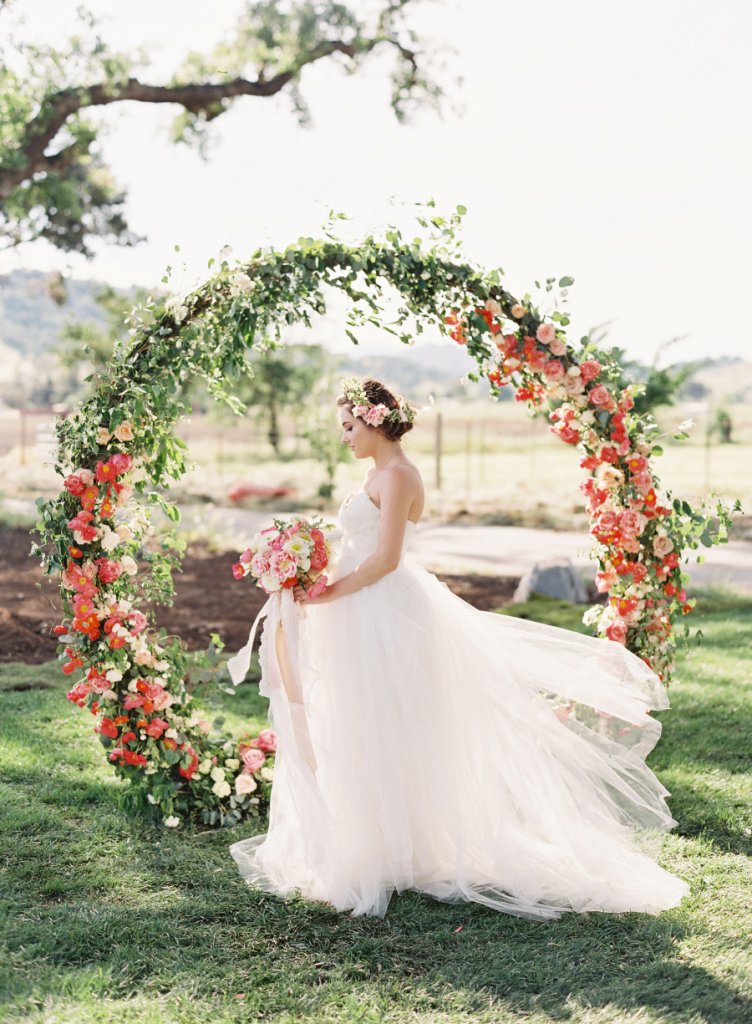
[229,483,691,920]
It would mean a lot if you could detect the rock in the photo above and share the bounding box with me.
[513,558,590,604]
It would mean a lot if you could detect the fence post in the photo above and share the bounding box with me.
[434,410,442,491]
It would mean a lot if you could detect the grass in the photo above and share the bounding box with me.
[1,589,751,1024]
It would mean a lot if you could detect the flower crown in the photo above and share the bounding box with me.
[340,377,416,428]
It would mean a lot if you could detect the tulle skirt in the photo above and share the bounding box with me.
[229,557,691,920]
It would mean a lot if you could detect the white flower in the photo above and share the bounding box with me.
[225,758,240,771]
[147,793,157,805]
[229,271,254,296]
[235,773,257,795]
[211,766,226,783]
[100,526,122,552]
[120,555,138,577]
[223,741,234,753]
[260,766,275,782]
[163,815,180,828]
[105,669,123,683]
[165,728,178,740]
[198,759,213,775]
[212,779,231,798]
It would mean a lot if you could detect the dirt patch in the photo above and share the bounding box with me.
[0,525,521,665]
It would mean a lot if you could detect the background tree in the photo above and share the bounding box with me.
[234,342,338,455]
[0,0,447,257]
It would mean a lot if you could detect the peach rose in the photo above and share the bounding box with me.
[114,420,134,442]
[536,323,556,345]
[96,427,111,445]
[511,303,527,319]
[652,534,674,557]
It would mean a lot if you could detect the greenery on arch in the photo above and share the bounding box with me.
[33,207,738,829]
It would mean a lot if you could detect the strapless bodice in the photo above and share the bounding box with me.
[333,487,417,579]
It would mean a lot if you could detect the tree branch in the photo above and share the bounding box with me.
[0,33,413,199]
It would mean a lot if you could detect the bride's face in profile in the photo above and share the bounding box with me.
[339,406,373,459]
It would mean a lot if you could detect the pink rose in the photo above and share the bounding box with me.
[549,337,567,356]
[239,547,253,564]
[241,747,266,772]
[96,558,122,584]
[536,323,556,344]
[64,472,87,496]
[588,385,612,407]
[109,452,132,476]
[631,563,648,583]
[252,729,277,753]
[364,404,388,426]
[306,575,328,599]
[580,360,601,382]
[543,359,565,380]
[606,620,627,644]
[127,610,148,635]
[352,404,370,419]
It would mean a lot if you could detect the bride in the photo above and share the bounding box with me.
[229,376,691,920]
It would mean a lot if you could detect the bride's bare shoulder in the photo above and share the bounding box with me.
[383,459,423,499]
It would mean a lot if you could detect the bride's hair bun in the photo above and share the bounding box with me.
[337,377,415,440]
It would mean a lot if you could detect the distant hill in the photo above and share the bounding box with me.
[0,269,114,355]
[1,269,749,403]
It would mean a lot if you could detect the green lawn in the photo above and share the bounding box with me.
[1,590,751,1024]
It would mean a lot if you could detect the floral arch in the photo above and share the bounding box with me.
[33,210,734,829]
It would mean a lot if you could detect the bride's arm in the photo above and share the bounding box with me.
[301,471,413,603]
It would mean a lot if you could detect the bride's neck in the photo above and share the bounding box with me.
[372,443,402,470]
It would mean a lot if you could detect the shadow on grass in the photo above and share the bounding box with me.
[3,855,750,1024]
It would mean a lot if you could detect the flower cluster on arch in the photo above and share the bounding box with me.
[444,296,728,680]
[51,423,277,831]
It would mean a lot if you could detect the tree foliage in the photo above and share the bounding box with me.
[0,0,447,255]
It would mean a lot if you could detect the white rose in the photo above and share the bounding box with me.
[212,779,231,798]
[120,555,138,577]
[260,766,275,782]
[198,759,213,775]
[163,815,180,828]
[211,766,226,783]
[165,728,178,740]
[225,758,240,771]
[229,271,254,295]
[235,773,258,795]
[105,669,123,683]
[100,526,121,552]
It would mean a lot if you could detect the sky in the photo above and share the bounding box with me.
[3,0,751,363]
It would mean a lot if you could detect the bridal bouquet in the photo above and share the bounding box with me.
[231,516,334,598]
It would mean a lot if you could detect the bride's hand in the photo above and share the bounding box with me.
[292,584,309,604]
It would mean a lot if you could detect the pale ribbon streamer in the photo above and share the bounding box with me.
[227,589,317,775]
